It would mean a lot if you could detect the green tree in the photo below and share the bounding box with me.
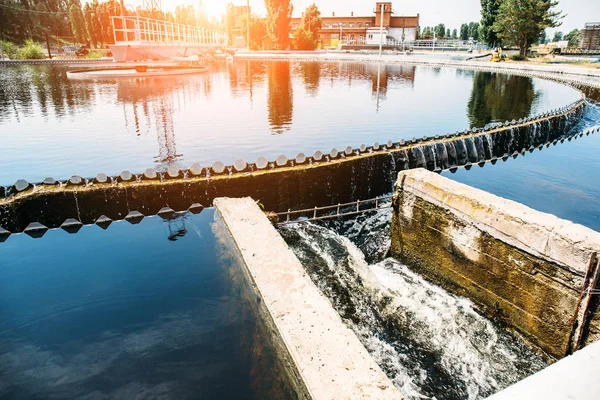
[538,29,548,44]
[552,31,563,42]
[292,4,321,50]
[446,28,451,37]
[422,26,432,38]
[243,15,268,50]
[468,22,480,40]
[493,0,563,57]
[265,0,293,50]
[452,28,458,39]
[563,29,580,47]
[434,24,446,38]
[480,0,500,46]
[460,23,469,40]
[69,3,87,44]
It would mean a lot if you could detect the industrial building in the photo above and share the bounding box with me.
[579,22,600,51]
[290,2,419,48]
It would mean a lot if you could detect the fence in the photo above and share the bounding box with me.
[111,15,227,46]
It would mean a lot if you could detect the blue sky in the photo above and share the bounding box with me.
[136,0,593,35]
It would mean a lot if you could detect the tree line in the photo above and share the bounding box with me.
[420,22,481,41]
[0,0,220,48]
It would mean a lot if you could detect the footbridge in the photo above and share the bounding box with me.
[110,16,228,62]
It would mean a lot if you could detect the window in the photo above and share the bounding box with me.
[358,23,362,28]
[368,34,374,40]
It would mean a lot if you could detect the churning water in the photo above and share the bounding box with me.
[280,208,547,400]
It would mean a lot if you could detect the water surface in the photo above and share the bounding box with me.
[443,101,600,232]
[0,209,294,399]
[0,61,580,185]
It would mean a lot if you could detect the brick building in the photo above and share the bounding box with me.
[291,2,419,48]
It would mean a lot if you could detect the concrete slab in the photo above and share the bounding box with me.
[214,197,403,400]
[486,339,600,400]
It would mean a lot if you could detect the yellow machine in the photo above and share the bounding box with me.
[491,47,505,62]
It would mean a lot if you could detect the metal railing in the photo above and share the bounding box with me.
[111,15,227,46]
[340,38,486,51]
[277,196,393,225]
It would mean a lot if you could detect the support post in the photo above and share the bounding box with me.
[568,252,600,354]
[44,33,52,59]
[246,0,250,50]
[378,3,384,58]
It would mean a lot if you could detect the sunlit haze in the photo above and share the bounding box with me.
[128,0,596,34]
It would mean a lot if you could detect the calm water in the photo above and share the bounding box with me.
[0,210,294,399]
[0,61,581,185]
[443,100,600,232]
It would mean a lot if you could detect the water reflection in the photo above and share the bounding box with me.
[468,72,539,128]
[116,79,193,166]
[268,62,294,134]
[300,62,321,97]
[0,62,580,185]
[0,65,95,121]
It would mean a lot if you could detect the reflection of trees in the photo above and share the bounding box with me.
[299,62,320,96]
[468,72,538,128]
[267,62,293,134]
[0,65,95,121]
[228,61,267,99]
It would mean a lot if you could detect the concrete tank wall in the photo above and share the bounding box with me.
[390,169,600,358]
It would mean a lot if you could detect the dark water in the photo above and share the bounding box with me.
[443,100,600,232]
[0,209,294,399]
[0,61,580,185]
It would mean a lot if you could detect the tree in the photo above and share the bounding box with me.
[175,4,197,26]
[452,29,458,39]
[552,31,563,42]
[265,0,293,50]
[446,28,451,38]
[563,29,580,47]
[434,24,446,38]
[480,0,500,46]
[460,23,469,40]
[468,22,480,40]
[538,29,548,44]
[292,3,321,50]
[244,15,267,50]
[69,3,87,44]
[493,0,563,57]
[422,26,432,38]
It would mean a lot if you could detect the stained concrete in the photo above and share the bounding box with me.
[390,168,600,357]
[214,197,403,400]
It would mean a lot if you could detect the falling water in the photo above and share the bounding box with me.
[279,210,548,400]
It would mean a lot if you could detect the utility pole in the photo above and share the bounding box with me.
[246,0,250,50]
[378,3,384,58]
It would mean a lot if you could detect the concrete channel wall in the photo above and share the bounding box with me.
[0,99,592,236]
[214,197,403,400]
[390,169,600,358]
